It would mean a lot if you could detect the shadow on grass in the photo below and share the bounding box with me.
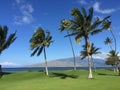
[0,72,12,78]
[97,73,119,76]
[50,72,78,79]
[97,73,108,76]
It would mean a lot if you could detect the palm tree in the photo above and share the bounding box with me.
[67,31,77,71]
[80,43,101,72]
[59,7,111,78]
[30,27,53,76]
[0,25,17,77]
[59,22,76,71]
[104,28,118,73]
[104,37,113,50]
[106,50,120,73]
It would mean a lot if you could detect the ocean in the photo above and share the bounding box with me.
[2,67,113,72]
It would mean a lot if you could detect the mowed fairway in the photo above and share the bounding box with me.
[0,70,120,90]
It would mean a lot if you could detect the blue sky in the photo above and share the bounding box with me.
[0,0,120,67]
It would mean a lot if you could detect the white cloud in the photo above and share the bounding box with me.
[14,0,34,25]
[15,0,20,4]
[92,52,108,60]
[20,4,34,14]
[93,2,116,14]
[77,0,87,5]
[0,61,20,66]
[22,15,33,24]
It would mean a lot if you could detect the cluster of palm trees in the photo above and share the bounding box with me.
[59,7,111,78]
[104,28,120,73]
[0,7,119,78]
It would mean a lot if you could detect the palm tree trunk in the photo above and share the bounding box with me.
[85,37,93,79]
[0,65,2,78]
[116,64,119,73]
[109,30,118,73]
[67,31,76,71]
[109,30,116,53]
[44,47,49,76]
[109,45,113,51]
[118,67,120,76]
[113,65,116,74]
[88,53,93,78]
[91,56,96,72]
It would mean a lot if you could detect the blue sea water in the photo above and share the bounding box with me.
[2,67,113,72]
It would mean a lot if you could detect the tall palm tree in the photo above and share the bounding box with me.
[59,7,111,78]
[108,28,118,73]
[80,43,101,72]
[30,27,53,76]
[104,28,118,72]
[104,37,113,50]
[108,28,117,53]
[59,22,76,71]
[67,31,77,71]
[0,25,17,77]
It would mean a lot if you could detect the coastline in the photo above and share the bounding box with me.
[2,67,113,72]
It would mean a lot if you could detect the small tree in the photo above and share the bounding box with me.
[80,43,101,72]
[0,25,17,77]
[30,27,53,76]
[104,27,118,73]
[105,50,120,73]
[104,37,113,50]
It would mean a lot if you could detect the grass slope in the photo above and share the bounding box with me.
[0,70,120,90]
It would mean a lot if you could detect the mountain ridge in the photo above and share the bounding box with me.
[29,56,108,67]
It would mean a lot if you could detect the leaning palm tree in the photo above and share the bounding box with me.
[59,7,111,78]
[59,22,76,71]
[0,25,17,77]
[105,27,118,73]
[30,27,53,76]
[80,43,101,72]
[67,31,77,71]
[107,27,117,53]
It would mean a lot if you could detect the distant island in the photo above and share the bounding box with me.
[29,56,109,67]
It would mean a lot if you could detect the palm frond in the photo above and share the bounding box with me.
[37,46,44,56]
[71,8,84,25]
[102,20,111,30]
[103,16,111,21]
[59,19,72,32]
[31,47,40,56]
[3,31,17,50]
[59,25,65,32]
[86,7,93,27]
[90,29,103,35]
[81,7,87,18]
[80,50,87,60]
[3,26,8,41]
[90,17,102,30]
[75,34,82,44]
[0,26,3,39]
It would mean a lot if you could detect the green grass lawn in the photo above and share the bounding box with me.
[0,69,120,90]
